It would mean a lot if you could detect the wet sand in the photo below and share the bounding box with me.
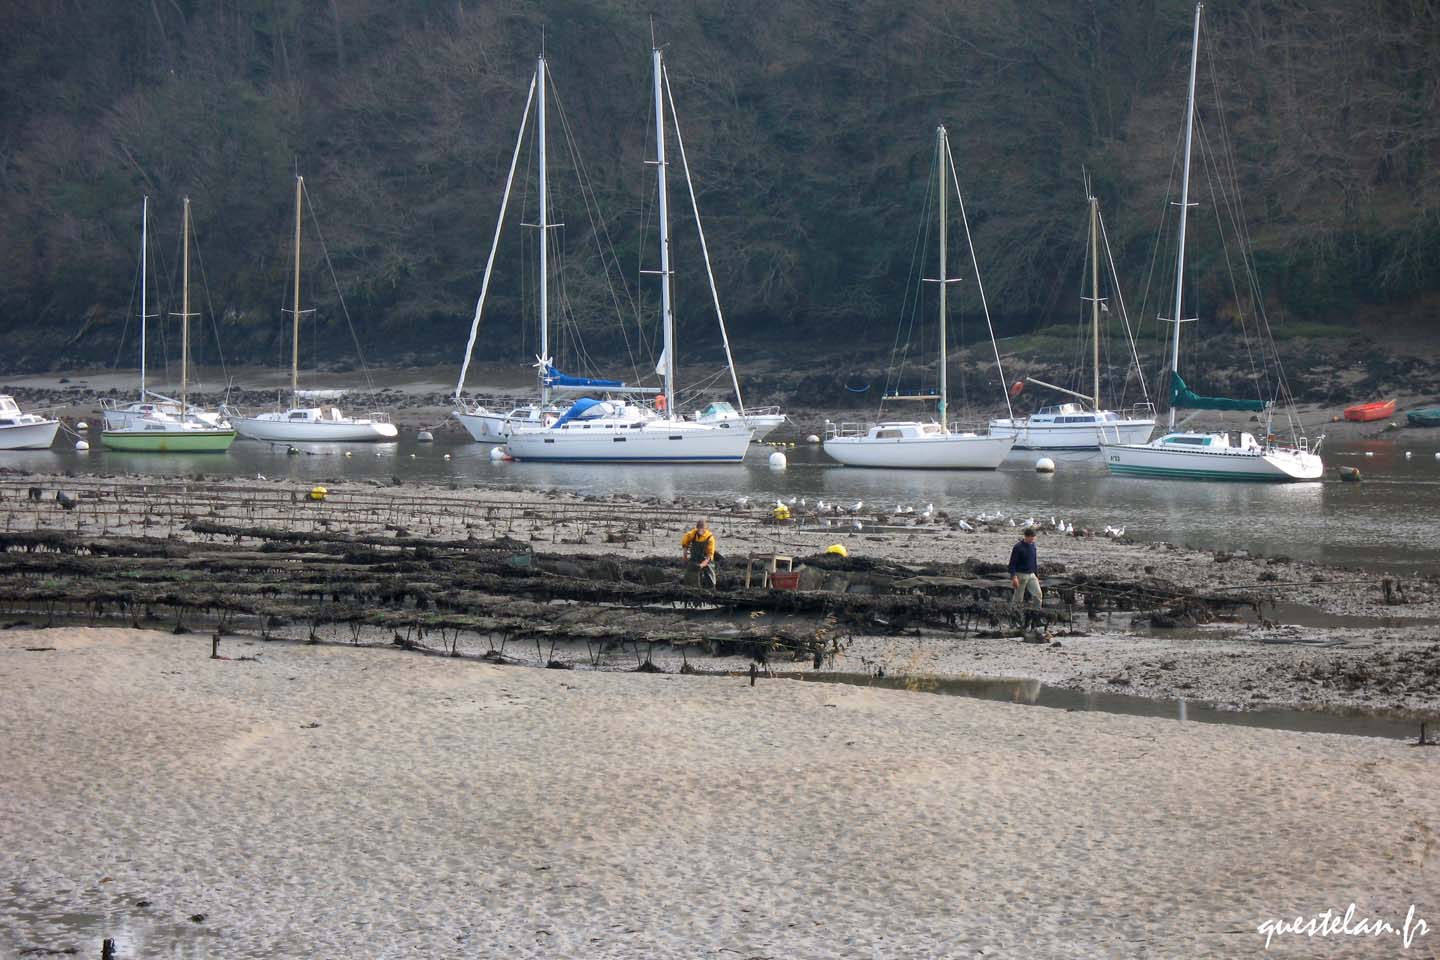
[1,626,1435,959]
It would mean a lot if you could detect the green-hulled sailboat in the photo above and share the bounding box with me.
[102,197,235,453]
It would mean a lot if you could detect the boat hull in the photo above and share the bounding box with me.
[742,413,787,442]
[231,417,399,443]
[101,429,236,453]
[1099,442,1323,482]
[1344,400,1396,422]
[1406,408,1440,428]
[506,422,752,463]
[989,418,1154,450]
[823,434,1014,469]
[0,420,60,450]
[453,409,510,442]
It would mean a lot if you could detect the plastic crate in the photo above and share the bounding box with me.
[768,571,801,590]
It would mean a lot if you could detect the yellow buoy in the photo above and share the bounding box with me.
[772,503,791,520]
[825,543,848,557]
[308,485,328,501]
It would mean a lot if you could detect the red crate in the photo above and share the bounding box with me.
[768,571,801,590]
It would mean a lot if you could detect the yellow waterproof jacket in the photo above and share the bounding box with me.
[681,528,716,561]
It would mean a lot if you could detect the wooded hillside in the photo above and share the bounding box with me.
[1,0,1436,375]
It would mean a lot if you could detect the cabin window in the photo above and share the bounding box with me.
[876,429,903,439]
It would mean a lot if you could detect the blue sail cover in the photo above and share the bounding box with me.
[1170,373,1267,412]
[549,397,605,429]
[543,365,624,389]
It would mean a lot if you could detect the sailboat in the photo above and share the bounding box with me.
[226,176,398,443]
[102,196,230,434]
[823,124,1015,469]
[503,44,752,463]
[988,192,1156,450]
[1099,4,1322,482]
[102,197,236,453]
[452,54,659,443]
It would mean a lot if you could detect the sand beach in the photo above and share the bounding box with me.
[2,625,1437,958]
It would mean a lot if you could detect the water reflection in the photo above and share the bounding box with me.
[3,434,1440,572]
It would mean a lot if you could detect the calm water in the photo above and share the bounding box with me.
[6,431,1440,573]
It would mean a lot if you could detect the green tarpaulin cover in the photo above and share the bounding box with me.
[1406,407,1440,427]
[1170,373,1267,412]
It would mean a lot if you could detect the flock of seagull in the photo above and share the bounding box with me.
[730,495,1125,538]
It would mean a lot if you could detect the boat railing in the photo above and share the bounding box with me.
[945,419,991,435]
[824,420,869,440]
[455,394,557,416]
[1129,402,1157,420]
[743,405,783,417]
[366,411,393,424]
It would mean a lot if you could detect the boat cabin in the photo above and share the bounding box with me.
[1030,403,1120,424]
[1156,431,1262,451]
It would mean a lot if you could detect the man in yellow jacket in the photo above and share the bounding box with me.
[681,518,717,588]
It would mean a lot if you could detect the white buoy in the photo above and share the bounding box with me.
[76,421,89,431]
[768,451,787,469]
[490,446,507,461]
[1364,451,1374,457]
[1035,457,1056,473]
[443,453,451,460]
[1406,451,1413,459]
[806,434,820,444]
[75,439,90,451]
[416,430,434,443]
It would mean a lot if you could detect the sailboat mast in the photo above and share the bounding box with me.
[291,175,303,403]
[537,55,551,405]
[1167,3,1202,430]
[1090,194,1101,411]
[653,45,675,417]
[139,196,148,402]
[181,197,191,416]
[936,125,949,432]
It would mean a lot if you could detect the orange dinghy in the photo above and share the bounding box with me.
[1344,399,1397,422]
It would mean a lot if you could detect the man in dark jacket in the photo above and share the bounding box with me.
[1008,527,1041,611]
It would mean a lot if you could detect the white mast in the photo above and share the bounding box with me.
[139,196,149,402]
[1090,193,1101,411]
[291,175,304,403]
[652,45,675,418]
[1167,3,1202,429]
[537,54,551,405]
[454,73,537,401]
[180,197,191,416]
[936,125,949,432]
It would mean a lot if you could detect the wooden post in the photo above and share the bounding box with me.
[101,938,116,959]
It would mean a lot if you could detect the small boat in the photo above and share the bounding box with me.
[1344,399,1396,422]
[823,123,1016,470]
[1099,4,1321,483]
[1406,407,1440,428]
[0,395,60,450]
[101,197,236,454]
[693,401,786,442]
[226,177,397,444]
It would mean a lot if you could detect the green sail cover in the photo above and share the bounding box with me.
[1170,373,1267,412]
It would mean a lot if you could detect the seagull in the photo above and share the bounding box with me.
[736,495,751,508]
[786,495,798,505]
[255,473,266,481]
[922,503,935,518]
[849,499,864,513]
[852,519,864,531]
[957,519,973,531]
[816,499,826,512]
[1009,517,1016,526]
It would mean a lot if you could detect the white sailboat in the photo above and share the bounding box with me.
[0,395,59,450]
[1099,4,1322,482]
[101,197,236,453]
[989,193,1156,450]
[226,176,398,444]
[504,44,752,464]
[101,196,230,435]
[824,124,1015,470]
[452,55,658,443]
